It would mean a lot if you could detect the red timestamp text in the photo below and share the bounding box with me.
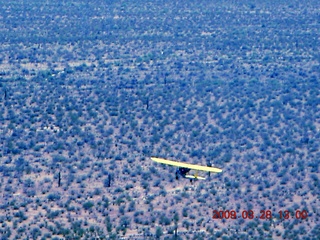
[212,210,308,220]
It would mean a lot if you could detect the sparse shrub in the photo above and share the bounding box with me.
[155,226,163,239]
[159,214,171,226]
[47,210,60,219]
[47,192,61,201]
[83,201,94,210]
[182,208,188,217]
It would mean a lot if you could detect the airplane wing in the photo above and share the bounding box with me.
[151,157,222,173]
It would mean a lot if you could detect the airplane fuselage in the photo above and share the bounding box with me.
[175,167,191,179]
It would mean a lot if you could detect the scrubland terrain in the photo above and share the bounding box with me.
[0,0,319,239]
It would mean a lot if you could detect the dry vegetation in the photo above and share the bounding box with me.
[0,0,319,239]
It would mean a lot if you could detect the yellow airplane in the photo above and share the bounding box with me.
[151,157,222,181]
